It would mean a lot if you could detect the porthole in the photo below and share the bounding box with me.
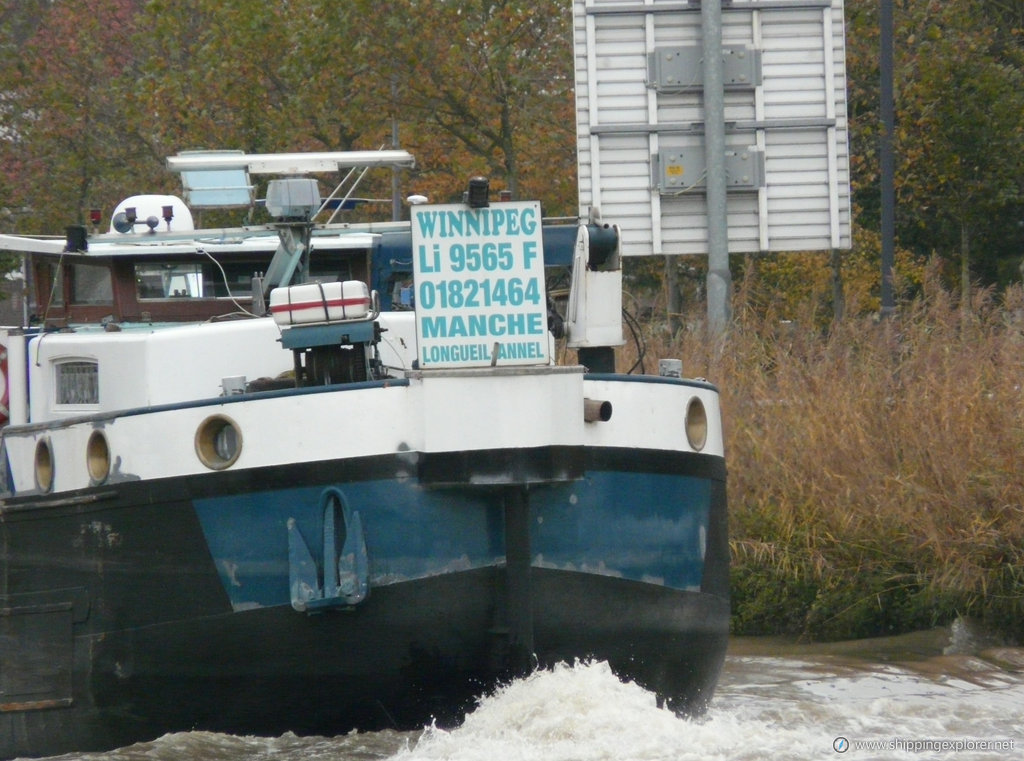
[87,430,111,484]
[195,415,242,470]
[685,397,708,452]
[34,437,54,493]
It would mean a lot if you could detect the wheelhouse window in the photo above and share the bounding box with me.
[135,257,356,300]
[55,360,99,405]
[37,262,65,306]
[70,264,113,305]
[136,263,207,299]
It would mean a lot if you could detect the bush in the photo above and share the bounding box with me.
[625,265,1024,642]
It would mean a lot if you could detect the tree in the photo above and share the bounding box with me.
[364,0,578,214]
[0,0,150,231]
[845,0,1024,298]
[135,1,389,152]
[897,1,1024,301]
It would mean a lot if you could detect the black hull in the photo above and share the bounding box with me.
[1,568,727,758]
[1,444,728,759]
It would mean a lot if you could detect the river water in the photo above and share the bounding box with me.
[24,622,1023,761]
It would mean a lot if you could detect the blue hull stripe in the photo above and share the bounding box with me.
[194,468,712,611]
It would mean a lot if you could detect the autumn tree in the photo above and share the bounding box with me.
[363,0,578,215]
[134,1,391,153]
[0,0,149,231]
[126,0,403,222]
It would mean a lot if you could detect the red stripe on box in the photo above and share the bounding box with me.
[269,297,370,314]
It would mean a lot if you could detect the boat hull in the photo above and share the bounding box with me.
[1,571,727,758]
[0,446,727,759]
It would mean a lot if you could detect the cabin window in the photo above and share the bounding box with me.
[55,360,99,405]
[313,258,353,282]
[136,261,266,300]
[134,258,356,300]
[70,264,113,305]
[136,263,207,299]
[37,263,65,306]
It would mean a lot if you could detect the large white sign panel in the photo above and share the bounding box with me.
[574,0,851,255]
[412,202,549,369]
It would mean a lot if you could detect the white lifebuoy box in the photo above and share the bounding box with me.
[269,281,372,326]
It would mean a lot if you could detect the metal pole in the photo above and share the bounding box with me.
[702,0,731,333]
[392,75,401,222]
[879,0,895,316]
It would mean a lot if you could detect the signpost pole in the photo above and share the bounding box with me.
[702,0,731,333]
[879,0,895,317]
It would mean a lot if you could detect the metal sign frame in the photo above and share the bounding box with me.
[574,0,851,256]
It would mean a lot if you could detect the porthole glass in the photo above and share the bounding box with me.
[685,397,708,452]
[34,438,54,492]
[195,415,242,470]
[87,430,111,484]
[214,423,239,461]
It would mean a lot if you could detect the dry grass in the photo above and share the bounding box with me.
[622,267,1024,641]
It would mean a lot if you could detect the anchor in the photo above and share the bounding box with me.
[288,486,369,612]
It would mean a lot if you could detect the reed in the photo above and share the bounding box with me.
[622,266,1024,642]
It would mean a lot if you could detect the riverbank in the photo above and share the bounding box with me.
[625,275,1024,644]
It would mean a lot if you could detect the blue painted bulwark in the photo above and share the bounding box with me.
[199,456,715,612]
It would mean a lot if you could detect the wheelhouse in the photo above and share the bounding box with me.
[30,243,374,327]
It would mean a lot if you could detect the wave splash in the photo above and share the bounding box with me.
[394,659,744,761]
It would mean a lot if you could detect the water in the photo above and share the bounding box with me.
[24,624,1023,761]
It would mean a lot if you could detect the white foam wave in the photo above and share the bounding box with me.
[391,660,781,761]
[390,657,1024,761]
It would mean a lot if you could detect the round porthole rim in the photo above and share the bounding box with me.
[195,414,243,471]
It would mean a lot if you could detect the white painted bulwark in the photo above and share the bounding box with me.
[0,370,722,494]
[417,367,584,454]
[574,0,851,255]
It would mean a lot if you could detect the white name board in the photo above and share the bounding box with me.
[412,202,549,369]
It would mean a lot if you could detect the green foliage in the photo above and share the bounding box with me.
[621,264,1024,643]
[730,560,964,641]
[364,0,577,213]
[737,220,927,325]
[729,563,819,636]
[846,0,1024,291]
[801,574,963,642]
